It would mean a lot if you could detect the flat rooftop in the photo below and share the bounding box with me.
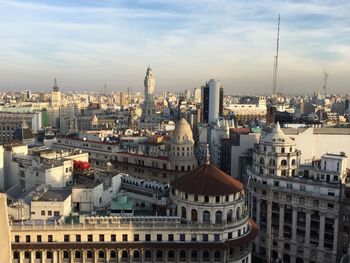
[36,189,71,202]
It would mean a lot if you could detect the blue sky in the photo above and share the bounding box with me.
[0,0,350,94]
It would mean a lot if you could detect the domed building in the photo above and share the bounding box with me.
[169,118,197,172]
[170,147,258,262]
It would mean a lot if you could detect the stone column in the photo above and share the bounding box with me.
[256,199,261,225]
[30,251,35,263]
[129,249,133,263]
[140,249,145,263]
[19,251,24,263]
[70,250,74,263]
[52,251,58,263]
[278,205,285,260]
[94,250,98,263]
[333,217,339,252]
[266,200,272,263]
[292,208,297,242]
[164,249,168,262]
[41,250,46,263]
[81,250,86,263]
[305,211,311,244]
[57,250,63,263]
[319,215,325,248]
[105,249,110,263]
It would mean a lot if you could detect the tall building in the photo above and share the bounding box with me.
[194,87,201,103]
[202,79,223,124]
[141,66,158,129]
[247,122,347,263]
[51,79,61,107]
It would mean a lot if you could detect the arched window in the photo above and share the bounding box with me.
[98,251,104,258]
[35,251,41,259]
[63,251,69,259]
[181,206,186,220]
[260,157,264,164]
[133,250,140,259]
[145,250,152,259]
[236,207,241,219]
[227,209,233,222]
[13,252,19,259]
[281,159,287,166]
[203,211,210,223]
[180,250,186,260]
[121,250,128,259]
[215,211,222,224]
[110,251,116,258]
[156,250,163,259]
[191,250,198,260]
[191,209,198,222]
[87,251,93,258]
[281,147,285,153]
[292,159,296,165]
[214,251,221,261]
[46,251,53,259]
[75,251,81,258]
[168,250,175,259]
[203,250,210,261]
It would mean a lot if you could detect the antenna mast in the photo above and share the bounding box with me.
[323,71,329,97]
[272,14,280,97]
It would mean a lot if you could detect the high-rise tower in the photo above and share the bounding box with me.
[51,78,61,107]
[141,66,158,129]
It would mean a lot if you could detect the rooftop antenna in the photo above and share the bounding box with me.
[272,14,280,97]
[323,71,329,97]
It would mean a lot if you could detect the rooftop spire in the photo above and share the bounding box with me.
[53,78,59,92]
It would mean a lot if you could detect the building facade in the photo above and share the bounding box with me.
[247,122,347,263]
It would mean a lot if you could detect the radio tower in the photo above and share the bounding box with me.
[272,14,280,97]
[323,71,329,97]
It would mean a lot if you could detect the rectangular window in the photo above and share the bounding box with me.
[327,203,334,210]
[76,235,81,242]
[214,234,220,242]
[26,235,30,243]
[168,234,174,242]
[179,234,185,242]
[99,234,104,242]
[88,234,93,242]
[37,235,42,242]
[48,235,53,242]
[111,234,116,242]
[41,210,45,216]
[191,234,197,241]
[203,234,208,242]
[64,235,69,242]
[48,211,52,216]
[122,234,128,242]
[228,232,232,239]
[134,234,139,242]
[145,234,151,241]
[157,234,162,241]
[54,211,60,217]
[15,235,20,243]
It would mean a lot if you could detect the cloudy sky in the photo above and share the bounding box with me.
[0,0,349,94]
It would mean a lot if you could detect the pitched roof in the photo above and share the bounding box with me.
[170,164,243,195]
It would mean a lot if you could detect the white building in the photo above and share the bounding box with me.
[141,66,158,129]
[31,188,72,220]
[247,122,347,263]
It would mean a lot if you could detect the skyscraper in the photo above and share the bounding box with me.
[51,78,61,107]
[201,79,223,124]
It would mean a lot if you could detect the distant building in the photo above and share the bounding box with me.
[141,66,158,129]
[202,79,223,124]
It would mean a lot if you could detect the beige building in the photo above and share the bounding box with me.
[247,122,348,263]
[6,155,257,263]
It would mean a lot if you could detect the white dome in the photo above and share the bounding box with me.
[172,118,194,144]
[261,122,295,145]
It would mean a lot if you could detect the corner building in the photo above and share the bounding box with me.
[9,161,257,262]
[247,122,346,263]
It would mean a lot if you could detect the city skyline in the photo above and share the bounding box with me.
[1,0,350,94]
